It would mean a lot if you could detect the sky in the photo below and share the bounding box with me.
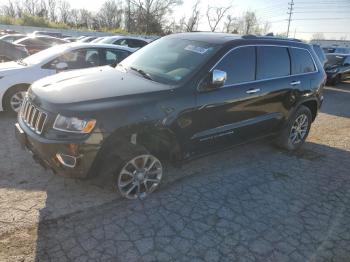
[1,0,349,40]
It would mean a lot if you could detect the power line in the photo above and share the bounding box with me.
[287,0,294,37]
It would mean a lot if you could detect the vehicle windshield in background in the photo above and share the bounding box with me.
[22,45,69,65]
[120,38,220,84]
[325,55,346,66]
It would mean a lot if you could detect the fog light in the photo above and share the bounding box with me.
[56,153,77,168]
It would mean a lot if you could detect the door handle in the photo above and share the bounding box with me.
[246,88,261,94]
[290,81,301,86]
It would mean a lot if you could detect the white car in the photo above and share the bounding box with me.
[0,43,134,114]
[98,36,152,48]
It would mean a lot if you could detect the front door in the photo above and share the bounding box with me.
[191,45,292,153]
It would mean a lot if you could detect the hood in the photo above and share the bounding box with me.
[0,61,26,76]
[31,66,171,104]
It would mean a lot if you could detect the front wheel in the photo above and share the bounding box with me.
[276,105,312,151]
[3,85,28,115]
[118,154,163,200]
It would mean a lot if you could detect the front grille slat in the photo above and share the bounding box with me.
[20,99,47,135]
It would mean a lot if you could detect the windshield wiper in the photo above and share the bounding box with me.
[130,67,153,81]
[16,58,27,66]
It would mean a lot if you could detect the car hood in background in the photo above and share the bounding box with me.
[31,66,171,104]
[0,61,27,75]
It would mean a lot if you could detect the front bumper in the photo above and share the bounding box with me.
[15,122,101,179]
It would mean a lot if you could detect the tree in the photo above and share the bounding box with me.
[1,0,17,17]
[47,0,57,22]
[129,0,182,34]
[98,0,123,29]
[23,0,38,16]
[242,11,257,34]
[182,0,201,32]
[58,0,70,24]
[206,4,232,32]
[312,33,325,40]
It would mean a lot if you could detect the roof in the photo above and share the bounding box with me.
[165,32,304,45]
[166,32,242,44]
[61,42,136,52]
[101,35,151,42]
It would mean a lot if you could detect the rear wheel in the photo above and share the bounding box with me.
[3,85,28,115]
[276,105,312,151]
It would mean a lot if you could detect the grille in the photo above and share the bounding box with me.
[20,99,47,134]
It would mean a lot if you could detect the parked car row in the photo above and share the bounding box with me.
[11,32,326,200]
[0,30,154,63]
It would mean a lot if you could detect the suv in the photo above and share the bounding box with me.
[15,33,326,199]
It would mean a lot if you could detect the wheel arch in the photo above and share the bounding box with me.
[2,83,31,110]
[88,124,183,178]
[300,99,318,122]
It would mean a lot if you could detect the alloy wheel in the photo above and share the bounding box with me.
[10,91,26,113]
[289,114,309,144]
[117,154,163,200]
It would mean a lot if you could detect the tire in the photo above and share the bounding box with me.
[91,143,163,200]
[275,105,312,151]
[3,85,28,115]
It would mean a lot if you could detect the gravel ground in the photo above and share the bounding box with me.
[0,83,349,262]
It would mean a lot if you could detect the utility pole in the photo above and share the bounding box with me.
[287,0,294,37]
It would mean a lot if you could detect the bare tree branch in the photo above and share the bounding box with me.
[206,4,232,32]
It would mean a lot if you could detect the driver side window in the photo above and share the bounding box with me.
[215,46,256,86]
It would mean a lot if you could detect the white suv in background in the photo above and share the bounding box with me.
[0,43,134,114]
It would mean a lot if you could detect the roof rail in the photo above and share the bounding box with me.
[242,34,303,42]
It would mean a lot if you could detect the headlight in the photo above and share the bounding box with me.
[327,68,338,73]
[53,114,96,133]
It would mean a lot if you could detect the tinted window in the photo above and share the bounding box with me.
[215,46,256,85]
[128,39,147,48]
[290,48,316,74]
[257,46,290,80]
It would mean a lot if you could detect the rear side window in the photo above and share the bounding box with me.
[257,46,290,80]
[290,48,316,74]
[215,46,256,85]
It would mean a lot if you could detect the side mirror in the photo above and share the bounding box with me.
[210,69,227,89]
[344,63,350,67]
[55,62,68,72]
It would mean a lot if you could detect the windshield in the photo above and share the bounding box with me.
[326,55,346,66]
[23,44,70,65]
[120,37,220,84]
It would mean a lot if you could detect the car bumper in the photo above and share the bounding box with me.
[15,122,100,179]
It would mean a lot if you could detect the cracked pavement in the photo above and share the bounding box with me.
[0,83,350,261]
